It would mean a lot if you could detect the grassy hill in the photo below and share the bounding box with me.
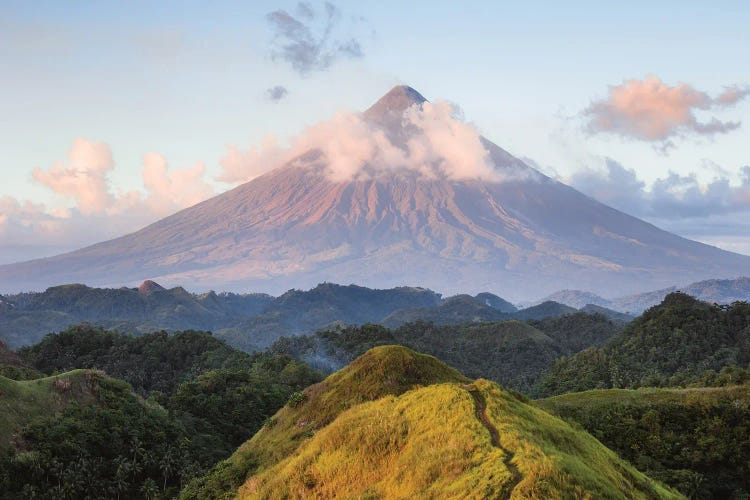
[0,369,201,499]
[0,369,102,448]
[184,345,681,500]
[535,292,750,396]
[15,324,323,466]
[538,384,750,498]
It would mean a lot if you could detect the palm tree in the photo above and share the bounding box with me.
[140,478,159,500]
[160,448,176,493]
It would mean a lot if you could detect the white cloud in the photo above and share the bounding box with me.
[218,100,512,184]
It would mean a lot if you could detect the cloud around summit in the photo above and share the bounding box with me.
[218,100,517,184]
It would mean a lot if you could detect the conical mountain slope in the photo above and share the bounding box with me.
[2,86,749,299]
[183,346,681,499]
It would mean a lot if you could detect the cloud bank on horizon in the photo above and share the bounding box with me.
[583,75,749,152]
[569,158,750,220]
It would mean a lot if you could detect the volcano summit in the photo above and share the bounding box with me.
[2,86,749,300]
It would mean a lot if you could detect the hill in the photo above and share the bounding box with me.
[579,303,635,322]
[2,86,749,300]
[0,281,450,351]
[0,281,272,348]
[538,384,750,498]
[610,276,750,314]
[17,324,322,464]
[185,346,680,499]
[535,289,613,309]
[216,283,441,350]
[0,369,202,498]
[272,313,624,392]
[474,292,518,312]
[382,297,584,329]
[535,292,750,396]
[381,294,506,328]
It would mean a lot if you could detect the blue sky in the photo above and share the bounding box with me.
[1,0,749,261]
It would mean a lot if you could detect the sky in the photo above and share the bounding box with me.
[1,0,749,263]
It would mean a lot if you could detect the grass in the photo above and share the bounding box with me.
[0,369,120,449]
[180,345,469,499]
[241,379,681,499]
[536,384,750,411]
[183,345,682,499]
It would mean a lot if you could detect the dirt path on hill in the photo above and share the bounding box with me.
[462,384,522,498]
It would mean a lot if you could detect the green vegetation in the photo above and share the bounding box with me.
[182,345,469,499]
[536,293,750,397]
[21,324,321,460]
[20,324,258,395]
[271,313,623,392]
[0,370,199,499]
[1,324,322,498]
[1,283,272,349]
[538,384,750,498]
[0,339,41,380]
[189,345,678,499]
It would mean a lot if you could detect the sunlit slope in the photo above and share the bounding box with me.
[181,345,469,499]
[183,345,681,499]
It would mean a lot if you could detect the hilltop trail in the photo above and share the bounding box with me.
[463,384,522,498]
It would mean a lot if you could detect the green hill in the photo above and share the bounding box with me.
[184,346,680,500]
[0,369,102,448]
[535,292,750,396]
[538,384,750,498]
[0,369,199,499]
[381,294,506,328]
[17,324,322,463]
[1,282,272,349]
[271,313,623,392]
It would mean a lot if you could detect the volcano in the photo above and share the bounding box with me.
[2,86,749,300]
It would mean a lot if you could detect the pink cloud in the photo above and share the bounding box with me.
[32,138,114,215]
[1,139,215,260]
[140,153,214,215]
[218,135,285,184]
[584,76,748,148]
[217,100,517,184]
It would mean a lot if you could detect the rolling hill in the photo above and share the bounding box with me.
[538,384,750,498]
[184,345,680,499]
[535,292,750,396]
